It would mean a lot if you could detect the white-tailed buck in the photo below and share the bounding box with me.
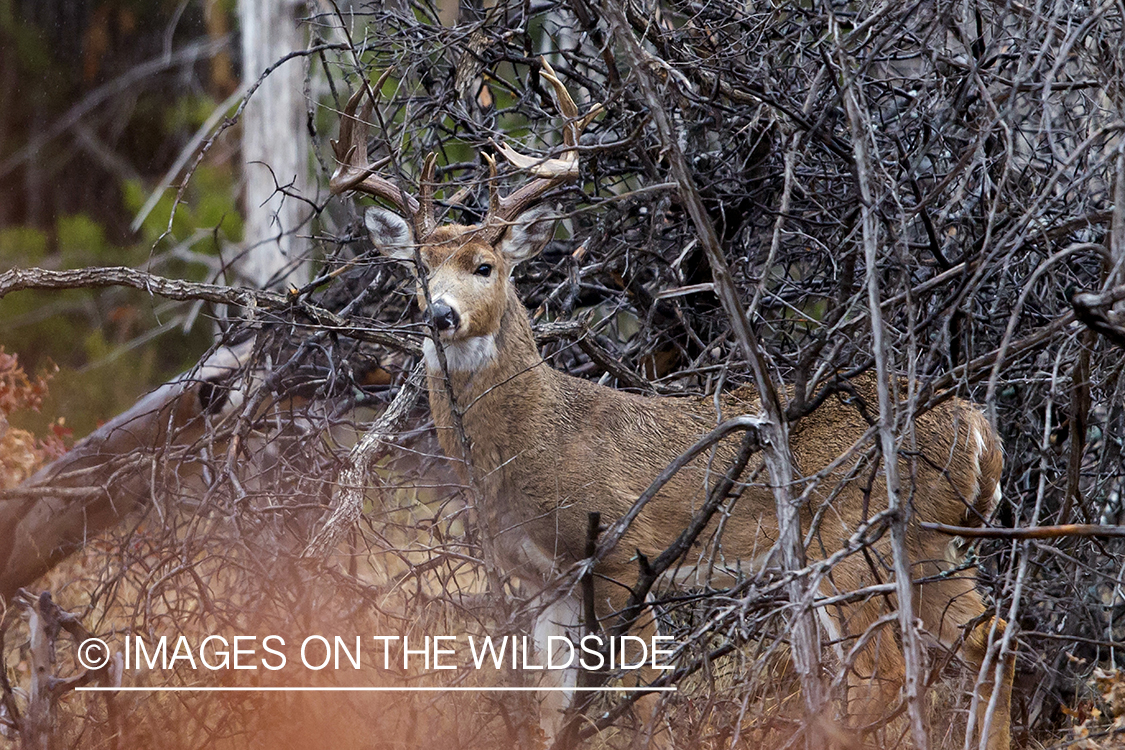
[331,63,1015,748]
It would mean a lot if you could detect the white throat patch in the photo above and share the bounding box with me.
[422,335,498,373]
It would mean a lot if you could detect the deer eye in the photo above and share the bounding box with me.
[474,263,493,278]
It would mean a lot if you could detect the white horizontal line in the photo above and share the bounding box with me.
[76,686,676,693]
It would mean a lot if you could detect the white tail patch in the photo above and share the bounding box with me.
[989,481,1003,515]
[968,420,987,510]
[973,421,986,457]
[970,415,1003,515]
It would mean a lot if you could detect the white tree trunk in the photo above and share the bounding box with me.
[238,0,310,290]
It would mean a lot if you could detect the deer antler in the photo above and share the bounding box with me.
[331,62,599,242]
[480,59,603,242]
[329,77,436,237]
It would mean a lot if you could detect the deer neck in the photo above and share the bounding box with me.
[423,290,548,463]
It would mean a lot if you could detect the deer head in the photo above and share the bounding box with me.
[329,62,600,370]
[365,207,557,363]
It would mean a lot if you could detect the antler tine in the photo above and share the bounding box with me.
[482,59,602,241]
[482,153,501,216]
[417,153,438,238]
[329,87,372,193]
[540,59,603,149]
[329,75,421,219]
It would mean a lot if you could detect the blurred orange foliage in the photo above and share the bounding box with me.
[0,348,66,489]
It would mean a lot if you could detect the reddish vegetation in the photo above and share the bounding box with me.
[0,349,67,488]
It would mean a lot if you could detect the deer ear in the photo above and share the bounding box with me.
[365,207,415,261]
[495,205,558,265]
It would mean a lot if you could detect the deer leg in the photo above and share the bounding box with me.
[626,608,673,750]
[532,594,671,748]
[821,555,905,734]
[961,616,1014,750]
[834,598,906,732]
[532,594,581,743]
[916,571,1013,750]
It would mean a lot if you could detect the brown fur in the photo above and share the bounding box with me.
[379,218,1014,748]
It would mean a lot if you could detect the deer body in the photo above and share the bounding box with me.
[332,62,1013,748]
[368,216,1012,747]
[424,273,998,591]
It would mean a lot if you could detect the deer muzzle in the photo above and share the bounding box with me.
[428,300,461,334]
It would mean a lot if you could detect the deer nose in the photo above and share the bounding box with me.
[429,301,460,333]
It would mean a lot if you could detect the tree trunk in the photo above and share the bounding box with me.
[237,0,310,290]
